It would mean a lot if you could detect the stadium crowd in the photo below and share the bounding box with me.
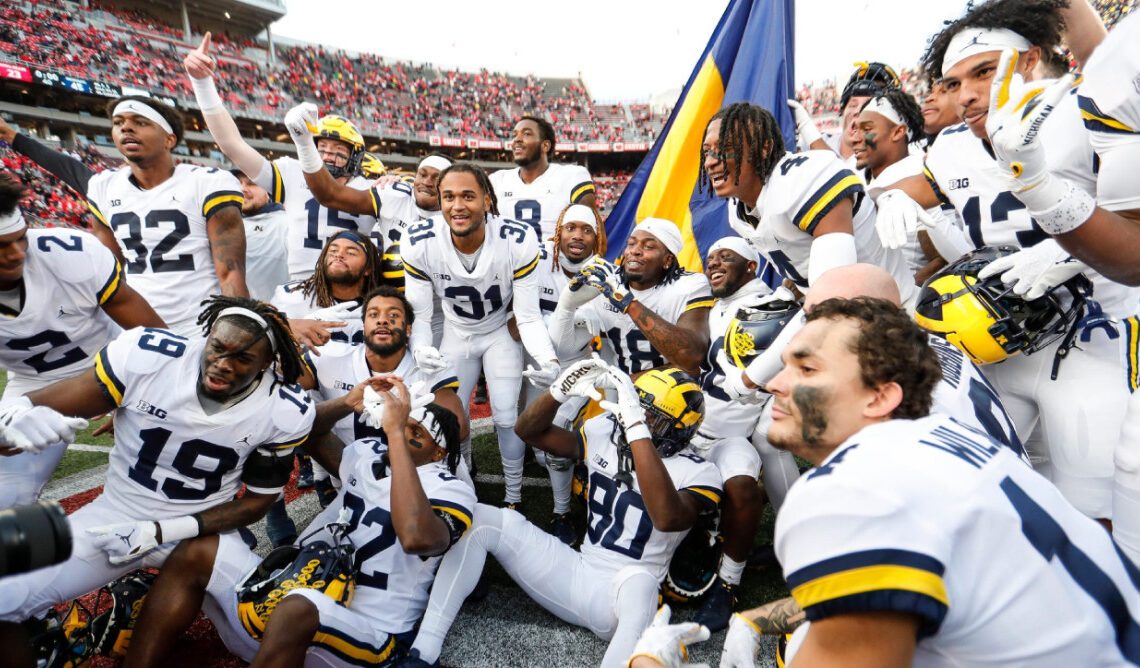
[1,0,1140,667]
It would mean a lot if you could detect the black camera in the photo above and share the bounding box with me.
[0,501,72,577]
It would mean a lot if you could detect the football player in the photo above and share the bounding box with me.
[122,383,475,668]
[754,297,1140,666]
[549,218,713,377]
[0,297,313,664]
[527,203,607,544]
[0,103,248,335]
[183,34,377,280]
[701,102,916,306]
[271,231,386,349]
[789,61,902,161]
[921,80,961,144]
[690,237,774,631]
[875,0,1134,524]
[853,90,971,280]
[400,162,559,506]
[489,116,596,241]
[0,172,165,506]
[233,170,288,302]
[407,361,721,668]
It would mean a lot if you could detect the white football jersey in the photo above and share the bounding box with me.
[700,279,774,439]
[330,437,475,634]
[0,229,121,386]
[926,334,1023,454]
[577,414,722,580]
[489,163,595,241]
[93,327,314,518]
[242,204,289,302]
[1079,10,1140,212]
[401,214,542,341]
[535,241,565,318]
[776,415,1140,667]
[579,271,713,375]
[367,180,434,249]
[263,157,378,280]
[270,281,362,346]
[924,93,1138,317]
[305,342,458,447]
[86,164,243,335]
[728,150,915,304]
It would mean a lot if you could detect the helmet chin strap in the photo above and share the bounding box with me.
[560,253,596,274]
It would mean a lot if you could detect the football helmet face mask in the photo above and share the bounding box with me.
[722,299,799,370]
[314,115,365,179]
[840,61,902,109]
[663,520,721,604]
[236,529,355,640]
[633,368,705,457]
[914,246,1091,365]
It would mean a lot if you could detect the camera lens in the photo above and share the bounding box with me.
[0,501,72,577]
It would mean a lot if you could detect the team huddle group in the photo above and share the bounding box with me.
[1,0,1140,665]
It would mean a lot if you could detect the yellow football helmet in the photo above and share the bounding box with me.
[723,298,799,370]
[360,152,386,179]
[379,242,405,293]
[915,246,1091,365]
[634,367,705,456]
[236,539,354,640]
[314,115,365,178]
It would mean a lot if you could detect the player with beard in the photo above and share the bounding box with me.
[232,171,288,302]
[183,36,378,281]
[489,116,596,241]
[400,163,559,506]
[853,90,971,281]
[0,297,312,666]
[873,0,1135,526]
[0,104,248,336]
[271,231,385,350]
[550,218,712,379]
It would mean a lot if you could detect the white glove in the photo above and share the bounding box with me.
[628,605,711,668]
[548,357,609,403]
[522,359,562,389]
[977,240,1084,300]
[362,379,431,429]
[413,346,448,374]
[719,613,763,668]
[307,301,360,323]
[787,99,822,146]
[559,268,603,311]
[89,521,160,565]
[0,397,88,453]
[717,350,765,405]
[599,364,650,442]
[874,189,937,251]
[284,102,323,173]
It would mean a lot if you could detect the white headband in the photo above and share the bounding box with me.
[0,207,26,236]
[562,204,598,232]
[862,97,909,138]
[419,155,452,172]
[634,217,683,257]
[111,100,174,136]
[708,236,760,267]
[216,306,276,352]
[409,406,446,448]
[942,28,1031,76]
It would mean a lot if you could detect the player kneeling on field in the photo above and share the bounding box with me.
[123,379,474,668]
[0,297,313,667]
[405,359,722,668]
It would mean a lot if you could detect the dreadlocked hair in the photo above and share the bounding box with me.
[550,203,606,271]
[423,403,463,474]
[197,296,306,385]
[438,162,499,216]
[519,115,557,160]
[300,233,383,308]
[863,89,926,144]
[699,103,786,194]
[921,0,1068,84]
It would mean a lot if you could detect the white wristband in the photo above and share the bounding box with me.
[158,515,201,544]
[191,76,224,114]
[294,133,324,174]
[1021,177,1096,236]
[799,120,823,146]
[625,423,652,443]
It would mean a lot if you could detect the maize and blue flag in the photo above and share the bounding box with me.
[604,0,796,280]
